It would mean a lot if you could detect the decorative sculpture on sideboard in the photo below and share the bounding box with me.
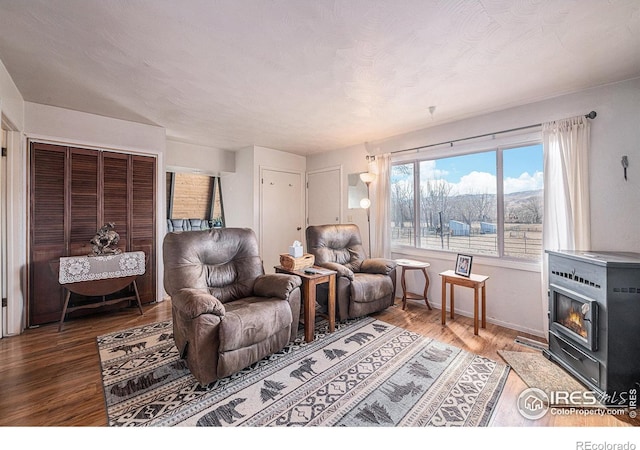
[89,223,121,256]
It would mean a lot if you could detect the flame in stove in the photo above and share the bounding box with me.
[562,307,588,338]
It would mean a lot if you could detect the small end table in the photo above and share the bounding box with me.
[439,269,489,335]
[56,251,146,331]
[396,259,431,311]
[274,265,336,343]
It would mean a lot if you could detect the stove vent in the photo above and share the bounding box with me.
[612,287,640,294]
[551,270,601,289]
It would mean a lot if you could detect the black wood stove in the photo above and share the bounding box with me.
[545,250,640,406]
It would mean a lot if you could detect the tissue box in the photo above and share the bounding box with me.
[289,245,303,258]
[280,253,315,271]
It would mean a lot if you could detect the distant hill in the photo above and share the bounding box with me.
[504,189,543,224]
[505,189,543,202]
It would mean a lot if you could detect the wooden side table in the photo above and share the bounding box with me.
[55,251,146,331]
[439,269,489,335]
[396,259,431,311]
[274,265,336,343]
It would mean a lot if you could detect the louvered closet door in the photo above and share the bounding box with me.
[103,152,129,253]
[130,155,156,303]
[69,148,99,256]
[29,144,158,326]
[30,143,66,325]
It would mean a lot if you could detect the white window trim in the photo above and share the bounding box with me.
[391,244,542,273]
[390,129,543,264]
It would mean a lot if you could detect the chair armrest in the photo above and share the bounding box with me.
[361,258,397,275]
[171,288,226,319]
[318,262,354,281]
[254,273,302,300]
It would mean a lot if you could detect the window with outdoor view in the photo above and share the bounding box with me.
[391,143,543,261]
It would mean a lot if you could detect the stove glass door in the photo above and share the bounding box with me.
[550,285,598,351]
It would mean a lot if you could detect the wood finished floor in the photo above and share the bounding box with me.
[0,297,637,427]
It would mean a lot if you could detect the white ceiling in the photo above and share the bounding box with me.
[1,0,639,155]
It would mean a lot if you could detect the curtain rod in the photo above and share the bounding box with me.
[389,110,597,155]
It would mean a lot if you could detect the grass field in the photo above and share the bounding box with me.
[392,224,542,260]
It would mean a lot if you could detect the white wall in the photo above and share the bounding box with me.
[25,102,166,153]
[0,60,26,336]
[367,77,640,254]
[0,129,25,336]
[223,146,255,229]
[0,59,24,130]
[586,79,640,252]
[395,252,543,336]
[165,139,235,175]
[223,145,306,241]
[306,143,372,253]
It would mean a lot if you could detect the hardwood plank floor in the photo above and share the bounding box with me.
[375,300,639,428]
[0,297,637,428]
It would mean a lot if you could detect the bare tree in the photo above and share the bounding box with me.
[475,192,496,223]
[451,191,495,227]
[420,179,452,229]
[391,164,416,238]
[521,195,543,224]
[391,182,414,231]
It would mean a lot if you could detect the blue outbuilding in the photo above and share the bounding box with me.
[449,220,470,236]
[480,222,497,234]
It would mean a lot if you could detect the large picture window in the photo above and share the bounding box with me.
[391,143,543,261]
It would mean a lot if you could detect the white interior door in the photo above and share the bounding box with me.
[260,168,304,273]
[307,166,341,226]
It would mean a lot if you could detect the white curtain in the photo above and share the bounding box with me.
[541,115,591,334]
[542,115,591,251]
[371,153,392,258]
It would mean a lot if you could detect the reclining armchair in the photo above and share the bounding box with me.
[163,228,302,385]
[306,224,397,321]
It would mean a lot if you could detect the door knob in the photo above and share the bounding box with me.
[297,227,302,231]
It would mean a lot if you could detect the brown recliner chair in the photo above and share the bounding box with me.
[163,228,302,385]
[306,224,397,321]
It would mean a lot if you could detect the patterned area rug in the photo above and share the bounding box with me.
[497,350,603,408]
[97,317,509,426]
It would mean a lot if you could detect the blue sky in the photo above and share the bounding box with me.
[393,144,543,195]
[503,144,543,180]
[431,144,542,181]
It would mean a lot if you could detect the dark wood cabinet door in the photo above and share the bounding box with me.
[130,155,156,304]
[103,152,130,254]
[69,148,99,256]
[30,143,66,325]
[29,143,158,326]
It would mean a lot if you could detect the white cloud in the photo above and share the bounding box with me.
[419,160,449,181]
[504,171,543,194]
[452,171,497,195]
[397,169,544,198]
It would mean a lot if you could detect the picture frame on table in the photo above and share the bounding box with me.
[455,254,473,277]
